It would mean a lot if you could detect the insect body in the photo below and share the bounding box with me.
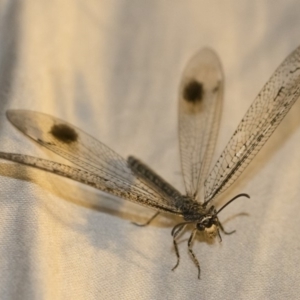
[1,46,300,278]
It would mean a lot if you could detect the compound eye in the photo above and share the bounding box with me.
[206,219,217,229]
[203,220,209,226]
[197,223,205,231]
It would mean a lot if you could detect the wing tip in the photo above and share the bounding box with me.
[6,109,31,131]
[6,109,19,125]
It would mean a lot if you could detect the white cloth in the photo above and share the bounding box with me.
[1,1,300,299]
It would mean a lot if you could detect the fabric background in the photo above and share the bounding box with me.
[0,1,300,299]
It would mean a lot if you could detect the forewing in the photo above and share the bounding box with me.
[204,46,300,203]
[6,110,183,214]
[178,48,224,200]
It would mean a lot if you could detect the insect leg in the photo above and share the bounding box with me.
[217,228,222,243]
[218,220,236,235]
[171,224,187,272]
[132,212,160,227]
[187,228,200,279]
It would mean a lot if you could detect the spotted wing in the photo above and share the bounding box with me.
[178,48,224,200]
[4,110,184,214]
[204,46,300,203]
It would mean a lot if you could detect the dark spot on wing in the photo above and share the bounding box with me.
[183,80,203,103]
[50,124,78,144]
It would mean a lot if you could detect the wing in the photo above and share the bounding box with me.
[4,110,184,215]
[204,46,300,203]
[178,48,224,200]
[0,152,182,214]
[128,155,183,200]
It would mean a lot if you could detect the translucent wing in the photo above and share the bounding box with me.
[178,48,224,200]
[204,46,300,203]
[0,152,182,214]
[4,110,184,214]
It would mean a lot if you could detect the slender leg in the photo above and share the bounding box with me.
[187,228,201,279]
[217,228,222,243]
[171,224,187,272]
[218,220,236,235]
[132,212,160,227]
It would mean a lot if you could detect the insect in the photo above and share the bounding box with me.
[1,46,300,279]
